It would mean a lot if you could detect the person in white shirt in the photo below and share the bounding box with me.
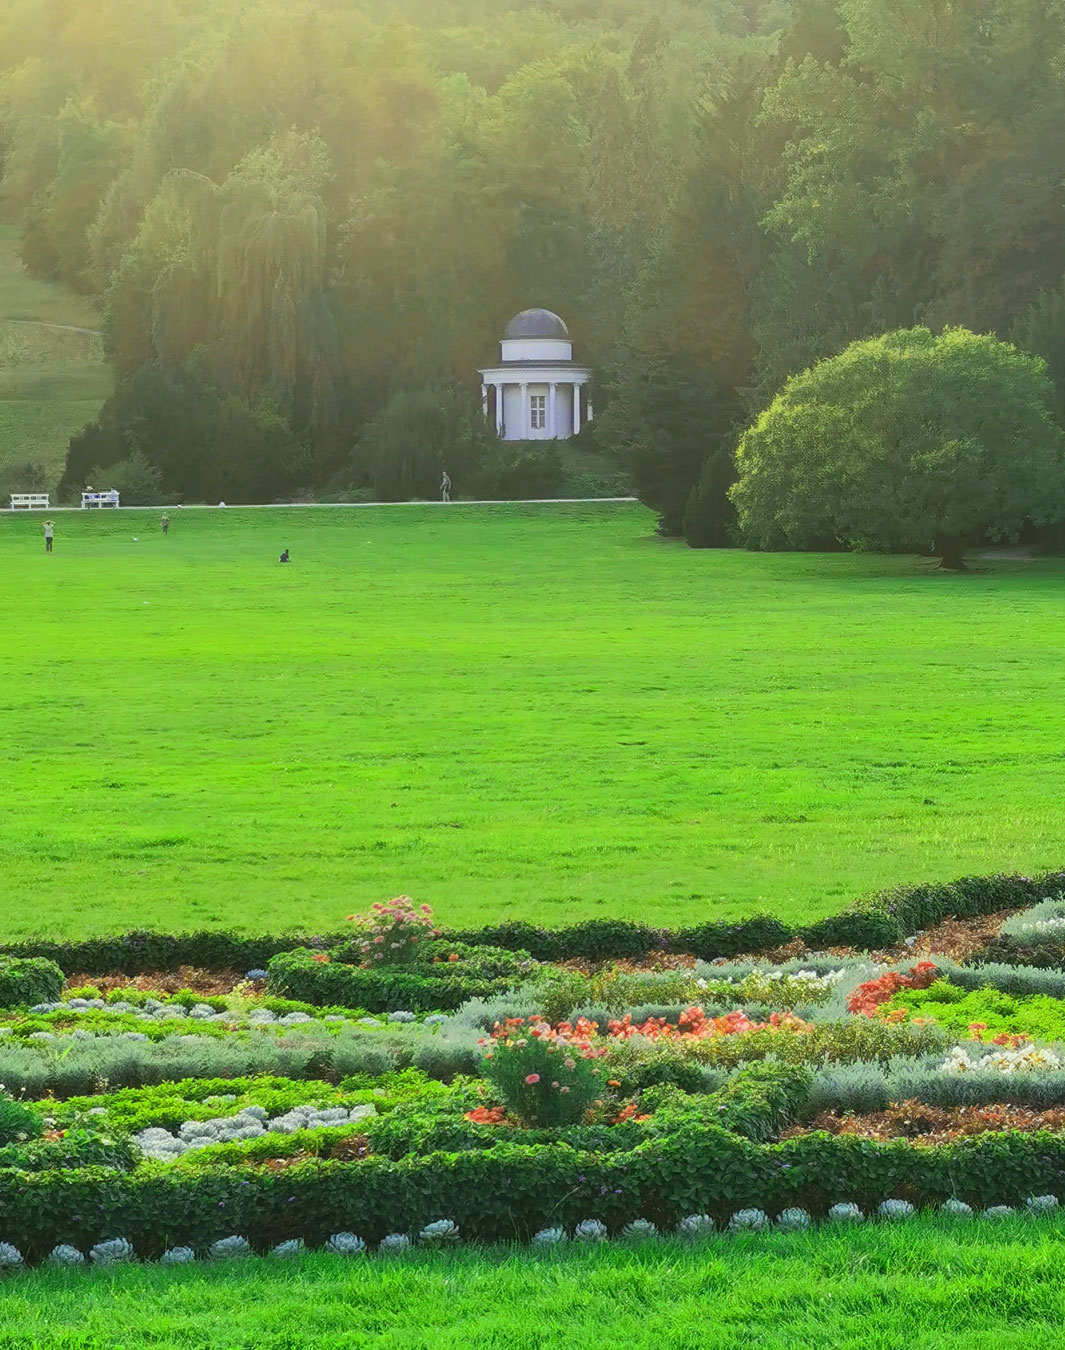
[43,520,54,553]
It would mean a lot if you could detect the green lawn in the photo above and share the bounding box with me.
[1,1219,1064,1349]
[0,224,112,484]
[1,502,1064,939]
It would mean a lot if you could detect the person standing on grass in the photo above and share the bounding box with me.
[43,519,54,553]
[161,512,170,536]
[441,470,452,503]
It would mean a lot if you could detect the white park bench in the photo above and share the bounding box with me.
[9,493,50,510]
[81,489,120,509]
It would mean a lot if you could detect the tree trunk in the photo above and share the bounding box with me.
[934,536,966,570]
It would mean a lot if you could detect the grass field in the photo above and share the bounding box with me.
[1,502,1064,940]
[0,224,112,484]
[1,1219,1064,1349]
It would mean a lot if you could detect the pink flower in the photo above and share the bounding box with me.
[559,1086,570,1094]
[525,1073,540,1085]
[563,1059,576,1071]
[373,936,385,944]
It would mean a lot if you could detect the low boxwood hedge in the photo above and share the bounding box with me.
[4,1125,1065,1258]
[0,957,64,1008]
[3,869,1063,973]
[266,949,519,1012]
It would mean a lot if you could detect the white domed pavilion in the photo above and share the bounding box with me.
[478,309,593,441]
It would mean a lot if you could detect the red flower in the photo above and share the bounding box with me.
[525,1073,540,1085]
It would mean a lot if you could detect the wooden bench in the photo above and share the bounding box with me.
[81,490,120,509]
[9,493,50,510]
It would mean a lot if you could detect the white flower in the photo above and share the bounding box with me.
[940,1044,1065,1075]
[573,1219,608,1243]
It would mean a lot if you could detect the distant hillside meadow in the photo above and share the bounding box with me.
[1,502,1063,940]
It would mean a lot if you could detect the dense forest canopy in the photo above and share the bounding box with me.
[2,0,1065,525]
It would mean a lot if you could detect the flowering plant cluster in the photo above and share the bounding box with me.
[345,897,441,966]
[697,969,847,1008]
[479,1017,610,1127]
[847,962,938,1016]
[605,1007,811,1042]
[940,1042,1065,1075]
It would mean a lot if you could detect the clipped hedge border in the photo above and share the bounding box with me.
[266,950,516,1012]
[2,869,1063,973]
[4,1125,1065,1259]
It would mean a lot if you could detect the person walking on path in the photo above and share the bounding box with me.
[441,470,452,503]
[43,519,54,553]
[161,512,170,536]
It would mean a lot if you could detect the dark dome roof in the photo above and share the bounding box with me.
[503,308,570,340]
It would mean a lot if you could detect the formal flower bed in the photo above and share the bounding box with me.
[1,893,1065,1268]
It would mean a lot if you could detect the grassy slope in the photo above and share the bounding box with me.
[1,503,1064,939]
[1,1220,1063,1349]
[0,224,112,483]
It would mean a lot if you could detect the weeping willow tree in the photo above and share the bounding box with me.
[107,134,343,447]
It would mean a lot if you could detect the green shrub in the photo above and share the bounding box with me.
[0,1092,42,1146]
[0,956,64,1008]
[0,931,323,977]
[643,1063,811,1142]
[0,1130,137,1173]
[675,916,794,961]
[801,907,902,950]
[481,1023,608,1128]
[267,949,520,1011]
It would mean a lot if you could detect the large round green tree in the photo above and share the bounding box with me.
[730,327,1065,568]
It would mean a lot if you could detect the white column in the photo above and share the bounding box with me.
[548,382,557,437]
[520,382,529,439]
[495,383,504,435]
[572,381,581,435]
[481,384,488,418]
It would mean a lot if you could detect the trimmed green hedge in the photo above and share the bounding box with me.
[2,869,1062,972]
[0,957,64,1007]
[266,949,518,1012]
[4,1126,1065,1258]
